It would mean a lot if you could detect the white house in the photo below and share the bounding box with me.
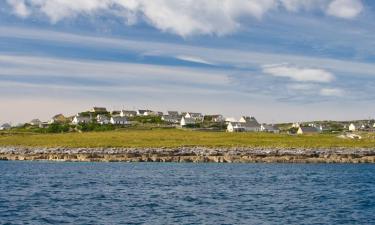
[72,116,91,125]
[349,123,356,132]
[373,123,375,128]
[260,124,280,133]
[162,115,180,124]
[227,122,245,132]
[0,123,11,130]
[97,114,110,125]
[185,112,204,121]
[180,117,196,127]
[110,116,128,125]
[292,122,301,128]
[207,115,225,123]
[120,110,137,117]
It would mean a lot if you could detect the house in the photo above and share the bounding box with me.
[30,119,42,126]
[147,111,163,116]
[292,122,301,128]
[240,116,261,131]
[90,107,107,113]
[97,114,110,125]
[137,109,152,116]
[49,114,67,124]
[110,116,128,125]
[297,126,319,134]
[185,112,204,121]
[227,122,245,132]
[205,115,225,123]
[0,123,11,130]
[349,123,356,132]
[167,111,179,116]
[161,115,180,124]
[39,122,50,128]
[72,116,91,125]
[180,117,196,127]
[111,111,121,116]
[120,110,137,117]
[260,124,280,133]
[225,117,237,123]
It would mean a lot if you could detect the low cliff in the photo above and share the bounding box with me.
[1,146,375,163]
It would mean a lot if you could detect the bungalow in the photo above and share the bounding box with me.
[97,114,110,125]
[137,109,152,116]
[260,124,280,133]
[30,119,42,126]
[180,117,196,127]
[120,110,137,117]
[162,115,180,124]
[185,112,204,121]
[110,116,128,125]
[72,116,91,125]
[0,123,11,130]
[227,122,245,132]
[349,123,356,132]
[297,126,319,135]
[90,107,107,113]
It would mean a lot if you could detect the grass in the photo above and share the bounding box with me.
[1,129,375,149]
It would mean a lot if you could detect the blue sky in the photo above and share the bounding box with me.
[1,0,375,124]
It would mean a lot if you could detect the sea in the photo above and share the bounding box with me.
[0,161,374,225]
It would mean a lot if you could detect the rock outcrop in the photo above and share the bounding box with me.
[0,146,374,163]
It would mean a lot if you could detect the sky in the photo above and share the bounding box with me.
[1,0,375,124]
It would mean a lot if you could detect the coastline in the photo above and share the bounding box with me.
[1,146,375,163]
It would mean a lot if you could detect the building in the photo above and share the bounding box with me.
[260,124,280,133]
[349,123,356,132]
[227,122,245,132]
[72,116,91,125]
[205,115,225,123]
[137,109,152,116]
[90,107,107,113]
[30,119,42,126]
[292,122,301,128]
[110,116,128,125]
[161,115,180,124]
[49,114,67,124]
[180,117,196,127]
[297,126,319,134]
[0,123,11,130]
[167,111,179,116]
[185,112,204,121]
[97,114,110,125]
[120,110,137,117]
[225,117,237,123]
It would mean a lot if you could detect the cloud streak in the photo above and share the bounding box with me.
[5,0,364,36]
[262,65,335,83]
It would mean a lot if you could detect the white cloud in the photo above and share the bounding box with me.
[262,65,335,83]
[176,55,215,65]
[320,88,344,96]
[327,0,363,19]
[6,0,29,17]
[6,0,364,36]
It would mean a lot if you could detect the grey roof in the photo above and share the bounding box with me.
[299,126,319,133]
[244,120,260,128]
[168,111,179,116]
[182,117,196,123]
[111,116,128,122]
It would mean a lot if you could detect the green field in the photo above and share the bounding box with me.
[0,129,374,148]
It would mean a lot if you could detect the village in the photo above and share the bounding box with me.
[1,106,375,135]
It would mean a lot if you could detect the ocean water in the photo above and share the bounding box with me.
[0,162,374,225]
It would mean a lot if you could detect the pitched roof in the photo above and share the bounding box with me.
[299,126,319,133]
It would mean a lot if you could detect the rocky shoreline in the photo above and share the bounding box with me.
[0,146,375,163]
